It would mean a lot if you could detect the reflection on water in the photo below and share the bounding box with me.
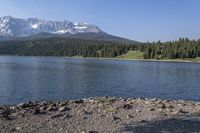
[0,56,200,104]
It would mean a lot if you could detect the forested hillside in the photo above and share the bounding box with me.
[0,37,199,60]
[144,38,200,59]
[0,37,140,58]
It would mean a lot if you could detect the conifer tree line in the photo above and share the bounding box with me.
[0,38,138,58]
[143,38,200,59]
[0,37,199,59]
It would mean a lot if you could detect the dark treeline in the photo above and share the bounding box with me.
[144,38,200,59]
[0,37,140,58]
[0,37,199,59]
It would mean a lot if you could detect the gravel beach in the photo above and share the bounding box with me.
[0,97,200,133]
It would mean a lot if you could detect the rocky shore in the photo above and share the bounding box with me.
[1,97,200,133]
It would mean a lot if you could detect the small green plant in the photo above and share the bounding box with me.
[106,107,119,113]
[98,97,115,104]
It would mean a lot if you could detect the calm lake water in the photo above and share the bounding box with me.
[0,56,200,104]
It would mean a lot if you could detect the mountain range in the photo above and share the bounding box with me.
[0,16,136,43]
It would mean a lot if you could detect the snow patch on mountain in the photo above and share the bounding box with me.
[0,16,103,37]
[30,24,39,29]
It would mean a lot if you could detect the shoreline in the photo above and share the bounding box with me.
[66,56,200,64]
[1,97,200,132]
[0,55,200,63]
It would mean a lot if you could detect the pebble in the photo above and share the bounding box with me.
[16,126,21,131]
[148,108,155,111]
[126,115,134,119]
[81,131,98,133]
[74,100,84,104]
[123,104,132,109]
[140,120,146,122]
[150,98,159,102]
[50,113,63,118]
[58,106,68,112]
[0,109,11,116]
[112,116,120,121]
[40,101,48,106]
[17,102,34,109]
[0,109,13,120]
[62,113,72,119]
[167,105,175,109]
[160,104,166,109]
[58,101,68,107]
[178,109,189,114]
[40,106,48,111]
[30,108,41,115]
[136,109,141,113]
[88,131,98,133]
[47,106,57,111]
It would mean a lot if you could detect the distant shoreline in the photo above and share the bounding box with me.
[66,56,200,64]
[0,55,200,63]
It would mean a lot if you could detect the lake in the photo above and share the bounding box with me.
[0,56,200,104]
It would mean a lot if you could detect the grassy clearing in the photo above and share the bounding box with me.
[64,51,200,63]
[116,51,200,63]
[116,51,144,59]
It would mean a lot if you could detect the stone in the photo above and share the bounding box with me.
[162,99,171,103]
[149,98,159,102]
[62,113,72,119]
[136,109,141,113]
[0,109,11,116]
[140,120,146,122]
[74,100,84,104]
[9,106,15,110]
[50,103,57,107]
[178,109,189,114]
[144,101,151,105]
[85,110,92,115]
[40,106,48,111]
[123,104,132,109]
[126,115,134,119]
[172,109,188,115]
[89,99,95,103]
[195,102,200,106]
[98,103,103,108]
[17,102,34,109]
[148,108,155,111]
[16,127,21,131]
[158,104,166,109]
[112,116,120,121]
[17,103,27,108]
[58,106,69,112]
[166,108,173,113]
[88,131,98,133]
[0,109,13,120]
[58,102,68,107]
[167,105,175,109]
[50,113,63,118]
[31,108,41,115]
[47,106,57,111]
[40,101,48,106]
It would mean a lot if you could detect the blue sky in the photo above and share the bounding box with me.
[0,0,200,42]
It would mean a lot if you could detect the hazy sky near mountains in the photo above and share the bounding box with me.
[0,0,200,42]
